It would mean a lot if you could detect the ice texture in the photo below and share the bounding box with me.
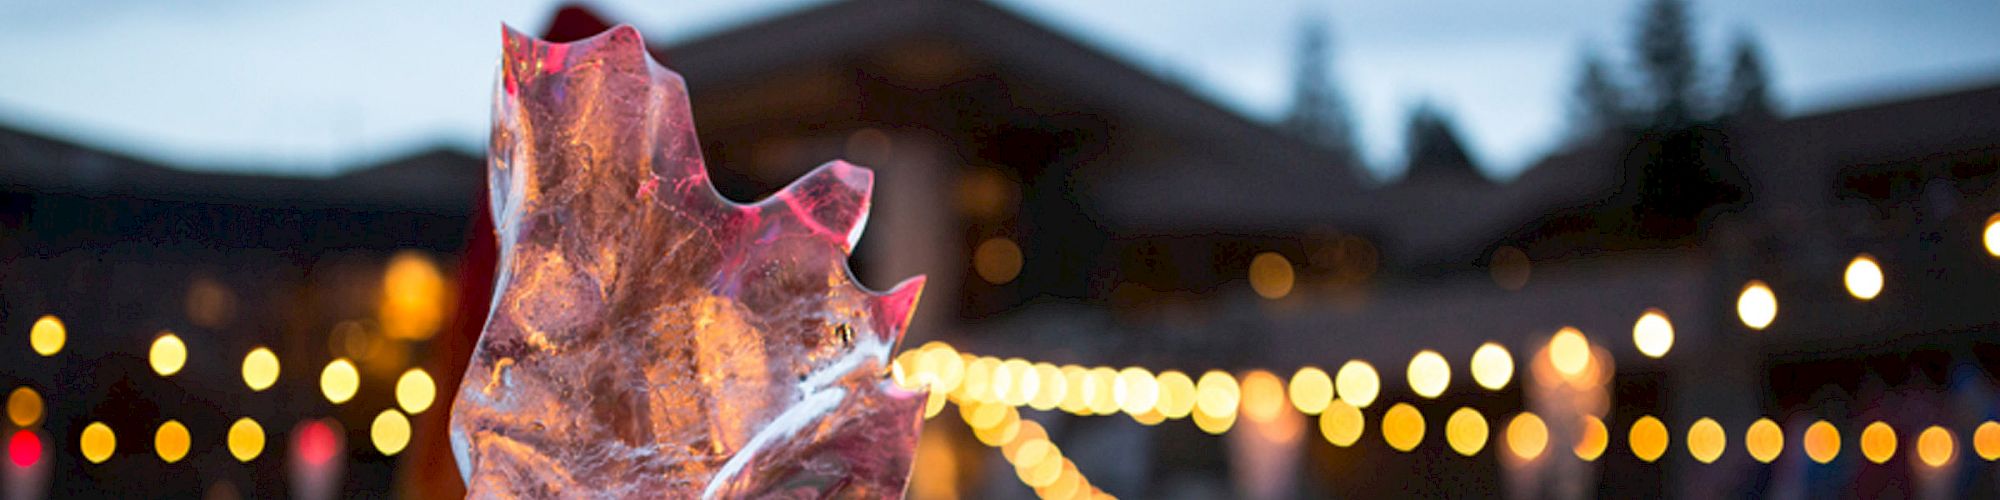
[449,25,928,498]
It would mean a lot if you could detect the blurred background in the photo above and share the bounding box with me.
[3,0,2000,498]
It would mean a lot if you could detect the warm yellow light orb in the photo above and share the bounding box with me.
[1114,367,1158,416]
[1977,421,2000,461]
[227,418,265,462]
[79,422,116,464]
[1382,403,1425,452]
[1239,370,1286,423]
[8,386,42,427]
[1575,415,1609,461]
[1984,213,2000,258]
[397,368,437,414]
[29,315,65,356]
[1445,407,1488,457]
[1057,365,1089,414]
[1629,415,1668,463]
[973,237,1024,285]
[1861,421,1896,464]
[372,409,412,456]
[1335,360,1380,408]
[320,358,360,404]
[1686,417,1726,464]
[921,344,965,394]
[1289,367,1334,415]
[1469,343,1513,391]
[1001,358,1037,407]
[960,357,996,404]
[241,347,280,391]
[1804,420,1841,464]
[1632,309,1674,358]
[1745,418,1783,463]
[1844,254,1884,300]
[1029,363,1065,411]
[1917,425,1953,467]
[1248,252,1295,300]
[1549,328,1590,377]
[1737,280,1777,330]
[380,250,449,340]
[1192,403,1236,435]
[1155,370,1196,419]
[1406,350,1451,399]
[1507,412,1549,460]
[1319,399,1364,447]
[150,332,187,377]
[1086,367,1120,415]
[154,420,190,463]
[1194,370,1241,419]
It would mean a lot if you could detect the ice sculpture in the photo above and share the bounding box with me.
[449,25,928,498]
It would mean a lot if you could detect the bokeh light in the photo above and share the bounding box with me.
[320,358,360,404]
[1445,407,1488,456]
[1406,350,1450,398]
[1288,366,1333,415]
[154,420,190,463]
[1805,420,1841,464]
[1086,367,1120,415]
[7,387,42,427]
[1382,403,1425,452]
[371,409,411,456]
[1861,421,1896,464]
[1629,415,1668,463]
[1575,415,1608,461]
[1248,251,1295,300]
[1844,254,1884,300]
[1977,421,2000,461]
[1056,365,1088,414]
[1239,370,1286,423]
[1335,360,1380,408]
[1984,213,2000,258]
[1737,280,1777,330]
[1469,342,1513,390]
[1028,363,1065,411]
[79,422,115,464]
[1001,358,1037,407]
[1917,425,1953,467]
[242,347,280,391]
[380,250,449,340]
[1155,370,1196,419]
[1319,399,1364,447]
[397,368,437,414]
[1114,367,1158,416]
[1632,309,1674,358]
[296,419,340,468]
[1194,370,1240,420]
[9,430,40,469]
[1549,327,1590,377]
[228,418,265,462]
[1488,245,1531,291]
[974,238,1023,285]
[1746,418,1783,463]
[1686,417,1725,464]
[1192,403,1236,435]
[29,315,64,357]
[1507,412,1549,460]
[150,332,187,377]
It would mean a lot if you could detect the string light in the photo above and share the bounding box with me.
[1629,416,1668,463]
[149,332,187,377]
[1469,343,1513,391]
[1575,415,1608,461]
[1844,254,1884,300]
[1239,370,1286,423]
[1406,350,1450,399]
[1288,367,1333,415]
[242,347,280,391]
[1335,361,1380,408]
[1086,367,1120,416]
[372,409,412,456]
[397,368,437,414]
[1507,412,1548,460]
[1861,421,1896,464]
[1446,407,1488,456]
[321,358,360,404]
[1319,399,1364,447]
[1194,370,1240,421]
[79,422,115,464]
[228,418,265,462]
[1977,421,2000,461]
[1804,420,1841,464]
[1114,367,1158,416]
[1382,403,1425,452]
[1155,371,1196,419]
[154,420,190,463]
[1686,418,1725,464]
[1917,426,1953,467]
[1745,418,1783,463]
[29,315,64,357]
[1549,328,1590,377]
[1737,281,1777,330]
[1632,309,1674,359]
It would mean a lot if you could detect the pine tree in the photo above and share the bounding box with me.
[1720,32,1776,122]
[1283,17,1361,168]
[1402,102,1479,180]
[1633,0,1700,126]
[1569,47,1631,140]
